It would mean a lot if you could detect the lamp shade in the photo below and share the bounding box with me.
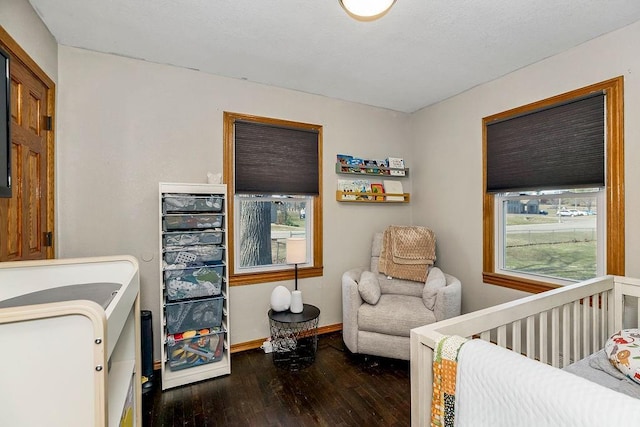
[339,0,396,21]
[286,238,307,264]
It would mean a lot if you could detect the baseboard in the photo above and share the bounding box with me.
[230,338,264,354]
[230,322,343,353]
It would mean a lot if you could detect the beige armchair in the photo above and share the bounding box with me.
[342,232,461,360]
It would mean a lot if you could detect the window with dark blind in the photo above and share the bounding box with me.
[223,112,323,286]
[482,78,624,293]
[234,121,319,195]
[486,93,605,193]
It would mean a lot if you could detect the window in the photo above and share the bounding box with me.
[483,78,624,293]
[495,189,604,284]
[223,112,323,286]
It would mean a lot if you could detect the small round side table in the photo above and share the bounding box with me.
[267,304,320,370]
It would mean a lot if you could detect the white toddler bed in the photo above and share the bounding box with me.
[410,275,640,426]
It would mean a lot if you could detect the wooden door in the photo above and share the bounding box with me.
[0,27,55,261]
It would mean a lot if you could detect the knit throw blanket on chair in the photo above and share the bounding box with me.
[378,225,436,282]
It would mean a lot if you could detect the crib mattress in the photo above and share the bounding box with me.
[564,349,640,400]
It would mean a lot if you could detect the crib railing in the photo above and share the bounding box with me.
[410,275,640,427]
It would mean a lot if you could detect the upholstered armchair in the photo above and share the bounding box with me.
[342,232,461,360]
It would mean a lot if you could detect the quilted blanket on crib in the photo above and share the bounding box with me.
[431,335,468,427]
[455,339,640,426]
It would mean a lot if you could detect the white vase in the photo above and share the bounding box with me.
[290,290,303,313]
[270,285,291,312]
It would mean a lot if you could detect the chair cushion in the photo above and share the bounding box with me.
[378,274,424,297]
[358,294,436,337]
[423,267,446,310]
[358,271,381,305]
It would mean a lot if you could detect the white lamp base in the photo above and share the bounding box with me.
[290,290,303,313]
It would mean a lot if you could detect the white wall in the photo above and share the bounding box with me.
[0,0,57,82]
[410,20,640,313]
[56,46,413,358]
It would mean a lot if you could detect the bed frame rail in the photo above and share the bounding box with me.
[410,275,640,426]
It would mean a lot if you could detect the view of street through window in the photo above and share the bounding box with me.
[504,197,598,281]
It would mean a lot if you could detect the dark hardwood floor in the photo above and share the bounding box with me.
[143,332,410,426]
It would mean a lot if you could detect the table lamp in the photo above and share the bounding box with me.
[286,237,306,313]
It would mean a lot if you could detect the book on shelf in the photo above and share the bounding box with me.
[371,183,385,201]
[337,179,371,200]
[386,157,406,176]
[337,154,366,173]
[383,180,404,201]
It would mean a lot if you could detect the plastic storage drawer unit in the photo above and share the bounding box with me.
[162,195,223,213]
[165,296,224,334]
[163,245,224,266]
[164,266,224,301]
[163,214,223,231]
[167,328,225,371]
[163,230,223,246]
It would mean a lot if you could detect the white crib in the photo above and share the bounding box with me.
[410,275,640,426]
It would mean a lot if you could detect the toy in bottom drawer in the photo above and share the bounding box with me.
[164,266,223,301]
[165,296,223,334]
[167,328,225,371]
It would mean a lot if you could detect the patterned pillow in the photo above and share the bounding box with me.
[604,328,640,385]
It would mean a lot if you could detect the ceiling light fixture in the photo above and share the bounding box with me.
[339,0,396,21]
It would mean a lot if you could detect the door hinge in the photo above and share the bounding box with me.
[44,231,53,247]
[44,116,53,131]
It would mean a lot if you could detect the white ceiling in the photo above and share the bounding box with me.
[29,0,640,113]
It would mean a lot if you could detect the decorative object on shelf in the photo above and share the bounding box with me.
[339,0,396,21]
[270,285,292,312]
[286,237,306,313]
[290,290,303,314]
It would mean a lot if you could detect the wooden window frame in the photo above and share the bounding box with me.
[482,77,624,293]
[223,112,323,286]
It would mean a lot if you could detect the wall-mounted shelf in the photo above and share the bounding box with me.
[336,190,410,203]
[335,163,409,177]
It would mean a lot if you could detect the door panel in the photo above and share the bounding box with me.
[0,29,54,262]
[26,150,41,254]
[6,142,21,258]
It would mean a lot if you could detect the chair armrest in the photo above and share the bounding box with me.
[342,268,364,353]
[433,274,462,322]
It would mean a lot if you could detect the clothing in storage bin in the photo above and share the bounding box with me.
[167,327,225,371]
[163,245,224,266]
[164,266,224,301]
[163,230,223,246]
[163,194,223,213]
[165,296,224,334]
[163,214,223,231]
